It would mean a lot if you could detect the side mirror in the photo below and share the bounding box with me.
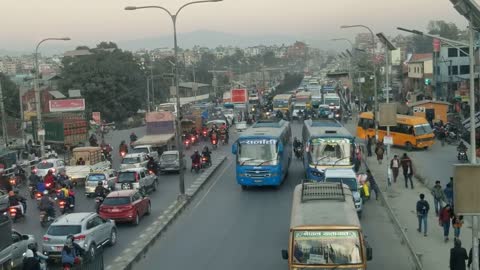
[281,249,288,260]
[232,143,238,154]
[366,247,373,261]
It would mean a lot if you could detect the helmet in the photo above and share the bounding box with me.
[43,190,49,195]
[8,191,14,197]
[98,181,103,186]
[194,150,198,153]
[27,242,37,250]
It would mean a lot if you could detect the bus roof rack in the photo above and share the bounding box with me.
[300,180,346,203]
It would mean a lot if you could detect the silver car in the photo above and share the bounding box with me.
[10,230,37,269]
[159,151,184,174]
[34,159,66,178]
[42,212,117,260]
[85,170,116,196]
[114,167,158,193]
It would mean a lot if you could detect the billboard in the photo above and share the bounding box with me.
[49,99,85,112]
[231,89,247,103]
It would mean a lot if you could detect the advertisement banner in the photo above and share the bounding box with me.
[92,112,101,124]
[231,89,247,103]
[49,99,85,112]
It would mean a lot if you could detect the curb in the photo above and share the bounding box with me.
[363,158,424,270]
[105,155,228,270]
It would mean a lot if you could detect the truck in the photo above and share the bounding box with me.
[43,113,88,151]
[133,111,176,154]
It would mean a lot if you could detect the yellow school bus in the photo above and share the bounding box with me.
[273,94,293,114]
[282,181,372,269]
[357,112,435,150]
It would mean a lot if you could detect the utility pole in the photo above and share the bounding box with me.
[0,78,8,147]
[150,65,155,109]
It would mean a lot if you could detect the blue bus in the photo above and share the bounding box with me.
[302,119,357,181]
[232,120,292,190]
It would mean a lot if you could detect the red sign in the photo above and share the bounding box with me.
[92,112,101,124]
[433,39,441,52]
[49,99,85,112]
[231,89,247,103]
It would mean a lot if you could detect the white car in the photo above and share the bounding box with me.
[34,159,66,178]
[120,153,148,170]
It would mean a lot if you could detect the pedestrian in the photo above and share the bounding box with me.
[366,135,372,157]
[450,239,468,270]
[439,204,453,242]
[375,141,385,164]
[445,182,454,207]
[416,193,430,236]
[353,148,362,173]
[452,214,464,239]
[401,153,414,189]
[366,169,379,201]
[468,240,480,269]
[390,155,400,183]
[432,180,447,216]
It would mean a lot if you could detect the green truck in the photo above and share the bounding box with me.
[44,113,88,151]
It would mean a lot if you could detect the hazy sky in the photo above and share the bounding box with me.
[0,0,471,50]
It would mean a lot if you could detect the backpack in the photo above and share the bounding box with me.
[419,201,428,215]
[57,190,66,199]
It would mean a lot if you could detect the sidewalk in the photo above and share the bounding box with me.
[365,153,473,270]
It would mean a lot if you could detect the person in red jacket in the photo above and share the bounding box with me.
[44,170,55,191]
[439,204,453,242]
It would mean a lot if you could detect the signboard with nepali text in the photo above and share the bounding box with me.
[49,99,85,112]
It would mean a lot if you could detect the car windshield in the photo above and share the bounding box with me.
[414,124,433,136]
[103,197,131,206]
[131,148,148,154]
[309,138,352,166]
[292,230,363,265]
[87,174,106,182]
[118,172,137,183]
[238,139,278,166]
[162,154,177,162]
[273,100,289,108]
[47,225,82,236]
[122,157,141,164]
[37,162,54,169]
[325,98,340,106]
[325,177,358,191]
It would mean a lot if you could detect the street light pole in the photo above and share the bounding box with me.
[332,38,356,109]
[125,0,222,200]
[34,37,70,158]
[341,25,378,139]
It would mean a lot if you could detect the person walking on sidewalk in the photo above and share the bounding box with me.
[439,204,453,242]
[401,153,414,189]
[432,180,447,216]
[390,155,400,183]
[452,214,464,240]
[375,141,385,164]
[366,135,372,157]
[416,193,430,236]
[366,170,379,201]
[450,239,468,270]
[468,241,480,269]
[445,182,454,207]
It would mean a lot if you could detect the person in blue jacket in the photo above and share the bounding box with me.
[61,235,84,267]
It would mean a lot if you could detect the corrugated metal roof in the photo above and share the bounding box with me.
[49,91,66,99]
[68,90,82,98]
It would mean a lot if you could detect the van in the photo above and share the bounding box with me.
[324,168,363,217]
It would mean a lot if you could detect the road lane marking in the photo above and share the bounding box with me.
[193,159,233,210]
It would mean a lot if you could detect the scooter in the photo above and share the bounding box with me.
[294,146,303,159]
[458,150,468,162]
[8,205,25,223]
[211,138,218,149]
[40,209,56,228]
[201,156,211,169]
[191,162,201,173]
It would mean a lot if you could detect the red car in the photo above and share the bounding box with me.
[99,190,151,225]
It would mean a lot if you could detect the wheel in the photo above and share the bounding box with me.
[405,142,413,151]
[87,245,96,260]
[145,203,151,216]
[133,212,140,226]
[108,229,117,246]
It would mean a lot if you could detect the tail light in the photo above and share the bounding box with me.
[121,151,126,157]
[9,208,17,216]
[35,192,42,199]
[74,235,86,241]
[203,131,207,136]
[213,140,217,144]
[9,179,16,186]
[43,236,50,241]
[59,200,66,208]
[148,170,154,175]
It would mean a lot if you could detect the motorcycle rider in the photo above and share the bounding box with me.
[130,132,138,143]
[202,146,212,166]
[146,156,159,175]
[56,171,70,186]
[119,140,128,156]
[39,190,55,220]
[23,242,48,270]
[458,141,467,152]
[191,150,201,171]
[59,183,74,208]
[100,140,113,161]
[8,190,26,216]
[293,137,302,149]
[94,181,108,199]
[89,133,98,147]
[61,235,84,267]
[29,170,41,190]
[43,170,55,192]
[76,157,86,165]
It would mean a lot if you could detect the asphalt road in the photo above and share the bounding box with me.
[132,121,413,270]
[11,125,229,266]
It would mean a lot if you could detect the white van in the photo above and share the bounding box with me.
[324,168,363,216]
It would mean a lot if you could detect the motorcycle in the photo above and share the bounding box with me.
[211,138,218,149]
[120,151,127,159]
[190,135,197,145]
[458,150,468,162]
[95,195,105,213]
[294,146,303,159]
[40,209,55,228]
[29,185,38,199]
[191,162,201,173]
[57,197,74,215]
[201,155,211,169]
[202,130,208,141]
[8,205,25,222]
[184,138,191,150]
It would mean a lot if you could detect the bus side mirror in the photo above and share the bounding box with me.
[281,249,288,260]
[232,143,238,154]
[366,247,373,261]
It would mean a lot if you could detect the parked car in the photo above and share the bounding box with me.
[159,151,184,174]
[34,159,66,178]
[85,170,116,197]
[120,153,149,170]
[99,190,151,225]
[42,212,117,260]
[10,230,37,269]
[114,168,158,193]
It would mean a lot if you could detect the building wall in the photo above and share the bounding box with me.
[424,60,433,74]
[408,63,424,79]
[438,46,470,83]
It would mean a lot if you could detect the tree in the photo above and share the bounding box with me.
[409,20,465,53]
[59,42,145,122]
[0,73,20,118]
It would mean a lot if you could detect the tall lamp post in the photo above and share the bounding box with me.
[332,38,356,108]
[341,25,378,138]
[34,37,70,158]
[125,0,223,200]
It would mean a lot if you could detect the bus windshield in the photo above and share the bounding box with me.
[292,230,363,265]
[274,100,289,108]
[414,124,433,136]
[238,140,278,166]
[309,138,351,166]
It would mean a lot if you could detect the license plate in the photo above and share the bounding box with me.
[111,209,120,212]
[52,246,63,251]
[254,180,262,183]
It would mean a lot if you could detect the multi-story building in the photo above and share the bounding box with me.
[406,53,433,94]
[437,44,471,100]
